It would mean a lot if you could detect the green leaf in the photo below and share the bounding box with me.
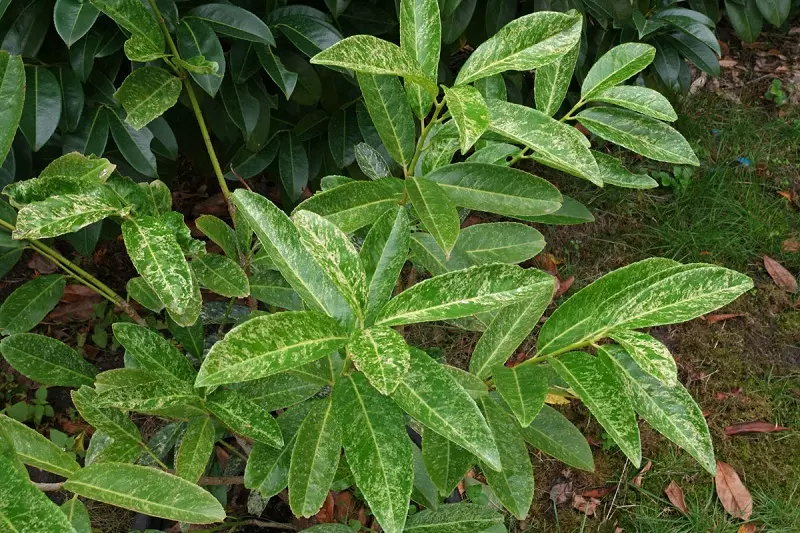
[121,216,201,327]
[0,52,24,164]
[535,41,579,117]
[516,195,593,225]
[108,108,157,178]
[187,3,274,45]
[232,189,353,323]
[608,330,677,385]
[311,35,438,96]
[278,133,309,203]
[549,352,641,466]
[220,76,259,141]
[63,105,109,156]
[95,369,203,414]
[20,66,61,152]
[581,43,656,99]
[72,386,141,447]
[112,323,196,383]
[493,363,548,427]
[178,19,225,98]
[175,416,215,483]
[249,269,303,311]
[538,259,754,356]
[577,107,699,166]
[239,371,324,411]
[454,222,545,265]
[518,404,594,471]
[0,274,65,335]
[0,455,77,532]
[360,207,410,326]
[114,67,182,130]
[126,277,164,312]
[479,396,534,519]
[289,397,342,517]
[424,162,563,216]
[61,496,91,533]
[357,73,416,167]
[587,85,678,122]
[64,463,226,524]
[347,326,410,395]
[660,15,720,55]
[196,311,347,387]
[206,389,283,447]
[725,0,763,43]
[55,0,100,47]
[328,106,361,169]
[405,502,505,532]
[443,85,488,154]
[56,65,84,133]
[486,99,601,185]
[255,44,297,100]
[192,253,250,298]
[334,373,413,533]
[422,428,475,497]
[400,0,440,118]
[474,74,507,101]
[13,188,129,239]
[466,142,518,165]
[441,0,477,44]
[274,14,342,58]
[406,176,460,257]
[392,348,501,470]
[600,345,715,474]
[195,215,238,259]
[455,11,582,85]
[292,179,404,233]
[755,0,790,26]
[592,151,658,189]
[377,263,551,327]
[355,142,392,180]
[0,413,81,477]
[669,33,721,77]
[324,0,351,18]
[0,333,97,387]
[89,0,165,61]
[444,366,488,400]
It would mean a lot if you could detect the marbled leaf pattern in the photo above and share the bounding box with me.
[175,416,215,483]
[581,43,655,98]
[608,329,678,385]
[191,253,250,298]
[357,73,416,167]
[421,428,475,497]
[406,176,460,257]
[347,326,410,395]
[592,150,658,189]
[403,503,505,532]
[518,404,594,471]
[0,413,81,477]
[586,85,677,122]
[493,362,548,427]
[114,67,181,130]
[443,85,489,154]
[400,0,440,118]
[535,41,579,117]
[206,388,283,447]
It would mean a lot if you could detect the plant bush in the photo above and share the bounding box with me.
[0,0,754,531]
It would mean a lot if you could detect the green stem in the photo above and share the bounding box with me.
[217,296,236,336]
[560,99,584,122]
[406,98,447,177]
[509,147,532,166]
[217,438,248,462]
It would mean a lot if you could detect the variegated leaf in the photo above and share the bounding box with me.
[400,0,440,118]
[518,404,594,471]
[205,389,283,447]
[357,73,416,167]
[592,150,658,189]
[112,323,196,383]
[175,416,215,483]
[406,176,460,257]
[355,142,392,180]
[608,330,678,385]
[586,85,677,122]
[347,326,410,395]
[89,0,165,61]
[115,67,182,130]
[422,428,475,497]
[493,362,548,427]
[0,333,97,387]
[581,43,656,99]
[404,503,505,532]
[72,386,141,447]
[0,275,65,335]
[95,369,203,414]
[0,413,80,477]
[535,41,579,116]
[191,253,250,298]
[454,222,545,265]
[443,85,489,154]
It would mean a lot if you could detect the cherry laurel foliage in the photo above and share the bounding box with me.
[0,1,752,532]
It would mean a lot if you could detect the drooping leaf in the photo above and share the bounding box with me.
[493,363,548,427]
[399,0,440,118]
[422,428,475,497]
[327,106,361,169]
[581,43,656,99]
[755,0,790,26]
[0,274,65,335]
[63,105,109,157]
[55,0,100,47]
[404,503,505,532]
[608,330,677,385]
[20,66,62,152]
[273,14,342,57]
[587,85,678,122]
[0,413,81,477]
[255,44,297,99]
[443,85,489,154]
[455,11,582,85]
[177,19,225,98]
[535,41,579,117]
[0,52,25,164]
[357,73,416,167]
[71,386,141,447]
[0,333,97,387]
[518,404,594,471]
[187,3,274,45]
[592,150,658,189]
[112,323,196,383]
[175,416,215,483]
[406,176,460,257]
[114,67,182,130]
[515,195,593,225]
[64,463,226,524]
[191,253,250,298]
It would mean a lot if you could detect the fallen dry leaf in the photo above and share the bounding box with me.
[61,284,102,302]
[716,461,753,520]
[782,238,800,252]
[582,486,615,498]
[550,481,572,505]
[724,421,790,436]
[737,523,758,533]
[665,481,688,514]
[763,256,797,293]
[314,492,335,523]
[572,494,600,516]
[27,253,59,274]
[545,393,571,405]
[719,59,738,68]
[47,300,99,323]
[554,275,575,298]
[633,461,652,488]
[706,313,744,324]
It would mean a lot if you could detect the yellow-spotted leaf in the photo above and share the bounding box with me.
[608,330,678,385]
[443,85,489,154]
[114,67,182,130]
[175,416,215,483]
[347,326,410,395]
[399,0,440,118]
[0,414,81,477]
[406,176,460,257]
[581,43,656,99]
[517,404,594,471]
[0,333,97,387]
[592,150,658,189]
[421,428,475,497]
[586,85,677,122]
[205,389,283,447]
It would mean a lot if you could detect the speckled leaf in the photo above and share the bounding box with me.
[177,19,225,98]
[114,67,181,131]
[238,373,322,412]
[549,351,641,466]
[292,179,404,233]
[126,277,164,312]
[55,0,100,47]
[406,176,460,257]
[404,503,505,532]
[334,373,413,533]
[311,35,438,97]
[64,463,226,524]
[195,215,238,259]
[256,44,297,99]
[421,124,460,175]
[357,73,415,167]
[360,207,410,326]
[88,0,165,61]
[454,222,545,265]
[175,416,215,483]
[355,142,391,180]
[537,258,754,356]
[493,363,548,427]
[0,455,77,533]
[455,11,582,85]
[232,189,353,323]
[289,397,342,517]
[121,216,201,327]
[443,85,488,154]
[474,74,507,101]
[13,188,129,239]
[196,311,347,386]
[71,386,141,446]
[0,333,96,387]
[479,396,534,519]
[378,264,550,327]
[187,4,274,45]
[400,0,440,118]
[112,323,196,383]
[347,326,410,395]
[108,108,157,178]
[466,142,518,165]
[20,66,61,152]
[0,414,81,477]
[587,85,677,122]
[0,52,25,164]
[444,366,488,400]
[191,254,250,298]
[249,270,303,311]
[518,404,594,471]
[411,441,439,509]
[608,330,677,385]
[600,345,715,474]
[422,428,475,497]
[592,151,658,189]
[581,43,655,99]
[294,210,367,321]
[5,154,117,206]
[84,429,140,466]
[95,369,202,413]
[391,348,500,470]
[577,107,699,166]
[61,496,91,533]
[535,41,579,116]
[424,162,562,216]
[0,274,65,335]
[486,99,601,185]
[206,389,281,448]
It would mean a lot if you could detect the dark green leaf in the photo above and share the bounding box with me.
[188,3,275,45]
[518,404,594,471]
[0,333,97,387]
[20,66,61,152]
[0,274,65,335]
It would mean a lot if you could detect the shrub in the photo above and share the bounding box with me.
[0,1,752,531]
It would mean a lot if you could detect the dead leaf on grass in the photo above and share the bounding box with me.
[550,481,572,505]
[737,523,758,533]
[47,300,98,323]
[582,486,615,498]
[782,238,800,252]
[724,421,790,436]
[632,460,652,488]
[314,492,335,523]
[665,480,688,514]
[61,284,102,302]
[572,494,600,516]
[706,313,744,323]
[715,461,753,520]
[763,256,797,293]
